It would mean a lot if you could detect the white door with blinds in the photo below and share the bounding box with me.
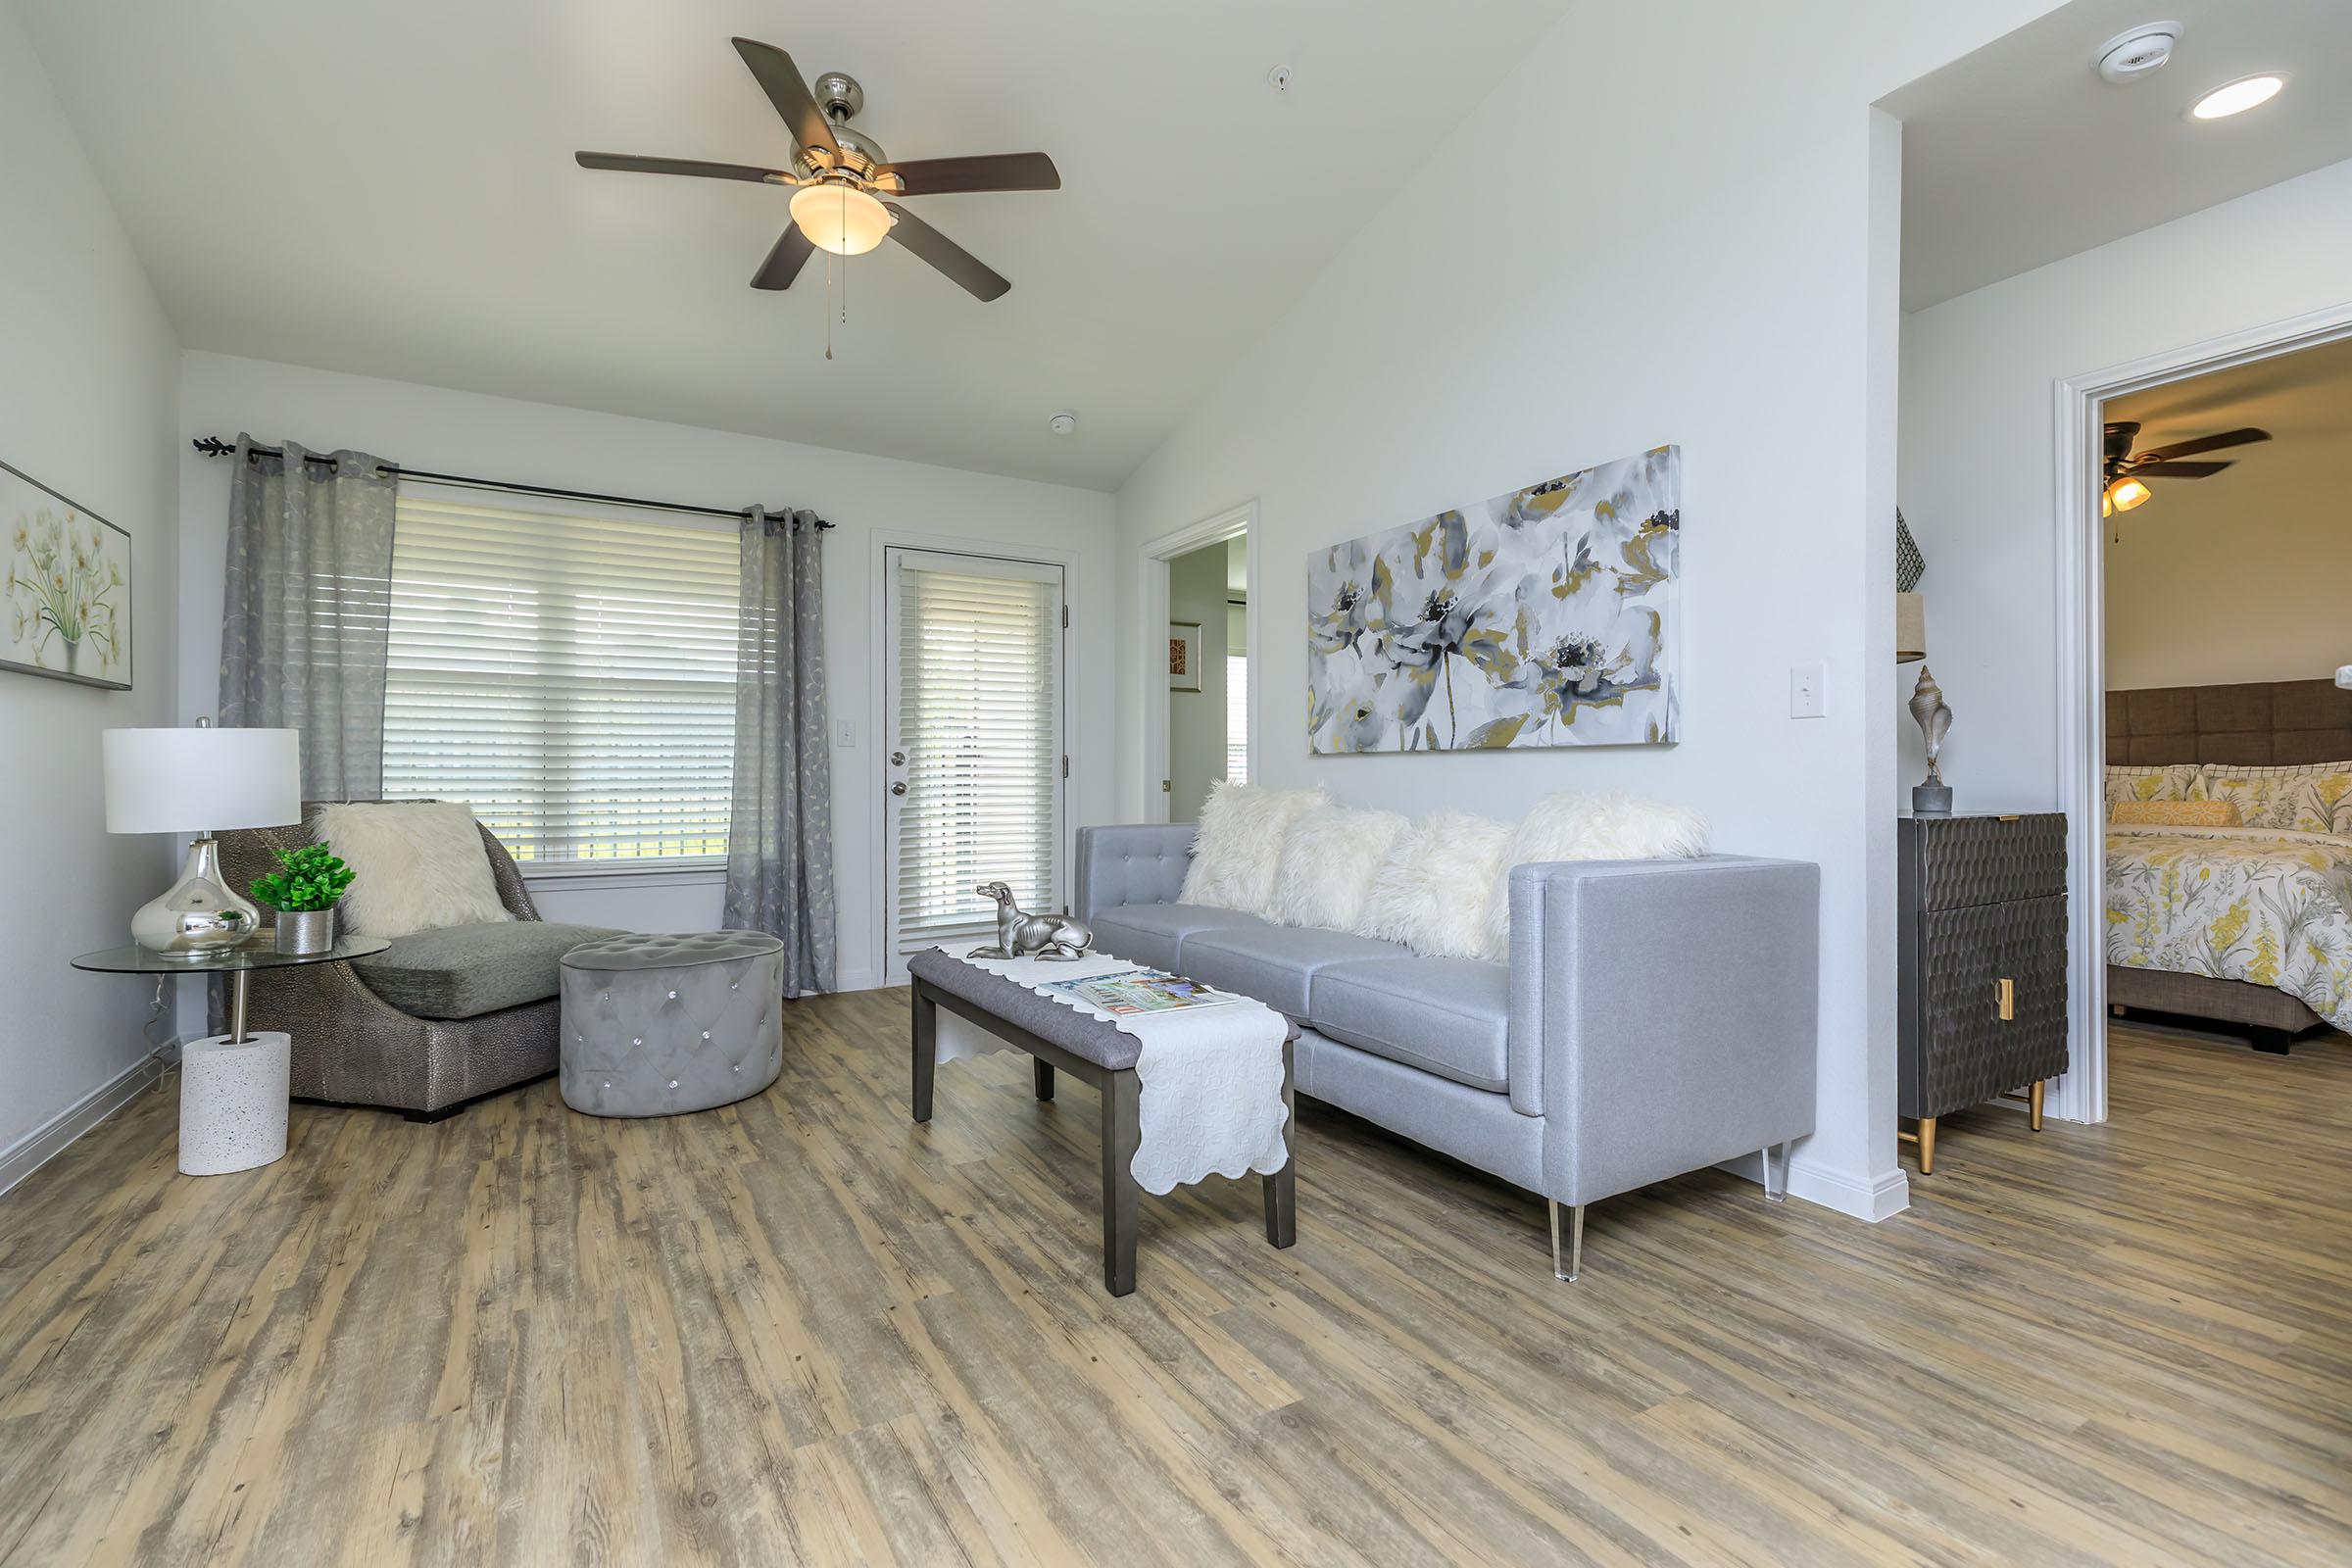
[883,549,1065,976]
[381,492,740,869]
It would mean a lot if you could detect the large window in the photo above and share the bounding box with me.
[381,493,739,869]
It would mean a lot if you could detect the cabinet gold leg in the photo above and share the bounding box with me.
[1917,1116,1936,1176]
[2029,1080,2044,1133]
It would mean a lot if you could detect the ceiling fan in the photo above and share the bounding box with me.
[2101,420,2271,515]
[575,37,1059,302]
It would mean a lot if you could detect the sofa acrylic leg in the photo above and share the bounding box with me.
[1761,1141,1788,1203]
[1548,1200,1584,1283]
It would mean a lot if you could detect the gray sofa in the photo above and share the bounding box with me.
[219,809,618,1120]
[1075,825,1820,1279]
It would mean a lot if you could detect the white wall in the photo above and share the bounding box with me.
[1901,156,2352,810]
[0,0,182,1179]
[1166,540,1230,822]
[176,353,1117,993]
[1110,0,2066,1222]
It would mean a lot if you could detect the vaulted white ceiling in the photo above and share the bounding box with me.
[16,0,1573,489]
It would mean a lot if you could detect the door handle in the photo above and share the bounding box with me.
[890,781,907,797]
[1996,977,2015,1021]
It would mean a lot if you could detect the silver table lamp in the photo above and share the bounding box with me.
[103,722,301,956]
[1897,591,1953,814]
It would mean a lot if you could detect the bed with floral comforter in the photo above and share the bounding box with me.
[2106,823,2352,1030]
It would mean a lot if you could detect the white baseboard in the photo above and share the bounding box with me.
[0,1054,164,1198]
[1786,1158,1910,1222]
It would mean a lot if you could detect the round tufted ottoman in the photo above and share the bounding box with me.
[559,931,786,1117]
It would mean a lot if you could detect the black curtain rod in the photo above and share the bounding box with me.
[191,436,833,530]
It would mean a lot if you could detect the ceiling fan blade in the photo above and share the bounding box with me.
[2129,460,2230,479]
[884,203,1010,301]
[732,38,842,165]
[2137,426,2272,463]
[576,151,790,184]
[876,153,1061,196]
[751,225,815,291]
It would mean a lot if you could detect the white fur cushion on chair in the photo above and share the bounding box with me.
[1266,805,1409,931]
[312,801,514,941]
[1480,791,1707,958]
[1353,809,1512,960]
[1179,781,1329,916]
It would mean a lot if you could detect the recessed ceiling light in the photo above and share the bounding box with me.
[2190,74,2284,120]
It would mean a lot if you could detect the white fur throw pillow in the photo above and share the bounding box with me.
[1266,805,1409,931]
[312,801,513,940]
[1353,810,1511,960]
[1179,781,1328,915]
[1480,792,1707,957]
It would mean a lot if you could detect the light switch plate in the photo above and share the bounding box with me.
[1789,662,1828,719]
[835,716,857,747]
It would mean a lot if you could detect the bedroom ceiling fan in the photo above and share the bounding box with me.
[2101,420,2271,515]
[575,37,1059,304]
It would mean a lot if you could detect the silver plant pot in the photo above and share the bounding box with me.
[274,907,336,956]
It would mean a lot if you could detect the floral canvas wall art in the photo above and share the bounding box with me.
[1308,445,1678,752]
[3,459,132,690]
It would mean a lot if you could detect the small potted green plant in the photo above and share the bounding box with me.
[250,843,357,956]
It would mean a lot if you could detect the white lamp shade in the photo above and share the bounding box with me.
[1895,592,1927,663]
[103,726,302,834]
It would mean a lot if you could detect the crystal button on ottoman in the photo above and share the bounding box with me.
[559,931,786,1117]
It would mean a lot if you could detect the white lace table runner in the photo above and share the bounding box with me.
[932,945,1290,1196]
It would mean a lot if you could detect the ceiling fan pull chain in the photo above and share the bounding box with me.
[825,250,835,361]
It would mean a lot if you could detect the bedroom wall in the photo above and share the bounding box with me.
[2104,364,2352,690]
[1900,155,2352,812]
[176,352,1118,995]
[1110,0,2068,1222]
[1166,540,1231,822]
[0,0,183,1187]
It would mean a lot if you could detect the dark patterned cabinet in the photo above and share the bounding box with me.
[1896,812,2069,1174]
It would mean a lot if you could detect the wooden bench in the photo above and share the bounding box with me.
[906,950,1296,1297]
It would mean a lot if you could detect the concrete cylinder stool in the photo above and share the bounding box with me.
[559,931,786,1117]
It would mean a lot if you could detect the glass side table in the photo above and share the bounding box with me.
[73,935,389,1176]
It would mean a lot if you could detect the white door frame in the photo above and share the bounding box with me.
[868,528,1077,984]
[1138,501,1260,824]
[2051,298,2352,1125]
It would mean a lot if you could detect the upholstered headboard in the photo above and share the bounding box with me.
[2106,679,2352,766]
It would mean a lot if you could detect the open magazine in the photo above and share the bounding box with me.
[1039,966,1242,1015]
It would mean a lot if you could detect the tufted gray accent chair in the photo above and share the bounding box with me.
[216,805,612,1121]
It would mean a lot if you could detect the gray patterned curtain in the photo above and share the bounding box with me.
[218,434,397,798]
[723,506,836,994]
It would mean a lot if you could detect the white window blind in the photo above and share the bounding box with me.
[894,561,1060,947]
[1225,653,1249,785]
[381,493,739,868]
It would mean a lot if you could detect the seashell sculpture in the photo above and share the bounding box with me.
[1909,664,1954,814]
[970,881,1094,961]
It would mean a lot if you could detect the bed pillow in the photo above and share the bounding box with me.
[1265,805,1409,931]
[1354,810,1511,960]
[2191,763,2350,834]
[1178,782,1328,916]
[2110,799,2243,827]
[1480,792,1709,958]
[312,801,512,940]
[2104,763,2197,807]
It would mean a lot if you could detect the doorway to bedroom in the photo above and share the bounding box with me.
[1138,503,1258,827]
[2098,332,2352,1067]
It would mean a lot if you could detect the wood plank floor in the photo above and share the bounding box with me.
[2,998,2347,1567]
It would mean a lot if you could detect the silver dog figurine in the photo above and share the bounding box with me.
[970,881,1094,961]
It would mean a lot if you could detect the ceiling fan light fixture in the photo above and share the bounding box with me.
[2190,74,2284,120]
[791,181,892,256]
[2107,475,2153,514]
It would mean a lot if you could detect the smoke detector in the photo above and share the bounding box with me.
[1048,411,1078,436]
[2096,23,2180,84]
